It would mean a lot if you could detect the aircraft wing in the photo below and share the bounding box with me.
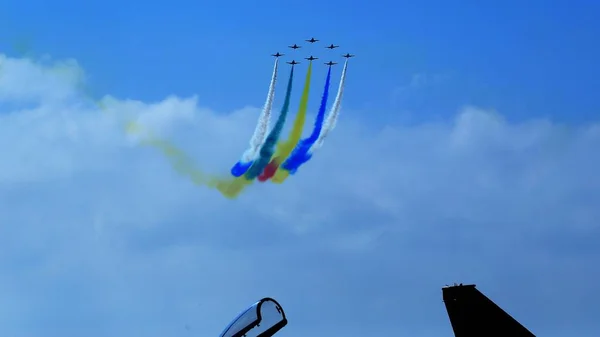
[218,298,288,337]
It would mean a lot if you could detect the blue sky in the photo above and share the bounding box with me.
[0,1,599,337]
[2,0,599,122]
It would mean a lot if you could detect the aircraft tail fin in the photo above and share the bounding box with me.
[442,284,536,337]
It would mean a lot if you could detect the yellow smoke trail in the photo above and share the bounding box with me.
[269,62,313,183]
[69,78,247,199]
[272,165,290,182]
[3,34,36,58]
[125,122,210,185]
[3,44,250,199]
[273,167,290,182]
[125,121,252,199]
[96,93,251,199]
[76,84,247,198]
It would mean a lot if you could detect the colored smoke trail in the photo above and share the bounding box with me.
[125,122,215,186]
[213,175,253,199]
[272,66,332,182]
[230,58,279,177]
[258,61,313,182]
[311,59,348,151]
[242,65,295,181]
[114,66,296,200]
[126,121,250,199]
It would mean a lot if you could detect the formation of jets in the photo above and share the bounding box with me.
[278,37,353,66]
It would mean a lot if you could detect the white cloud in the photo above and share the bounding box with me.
[391,72,450,106]
[0,54,599,337]
[0,54,84,104]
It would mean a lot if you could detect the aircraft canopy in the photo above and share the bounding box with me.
[219,297,288,337]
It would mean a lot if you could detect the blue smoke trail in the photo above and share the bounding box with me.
[230,160,253,177]
[280,66,332,175]
[244,66,295,180]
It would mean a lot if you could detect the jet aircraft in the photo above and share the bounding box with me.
[305,55,318,61]
[324,61,338,66]
[342,53,355,58]
[287,60,300,65]
[305,37,319,43]
[288,44,301,49]
[325,44,339,49]
[271,52,284,57]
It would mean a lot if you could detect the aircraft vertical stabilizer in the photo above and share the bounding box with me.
[442,284,535,337]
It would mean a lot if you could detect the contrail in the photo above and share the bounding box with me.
[230,58,279,177]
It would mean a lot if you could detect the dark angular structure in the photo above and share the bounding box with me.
[442,283,535,337]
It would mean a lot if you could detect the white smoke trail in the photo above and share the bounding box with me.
[241,58,279,162]
[310,59,348,151]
